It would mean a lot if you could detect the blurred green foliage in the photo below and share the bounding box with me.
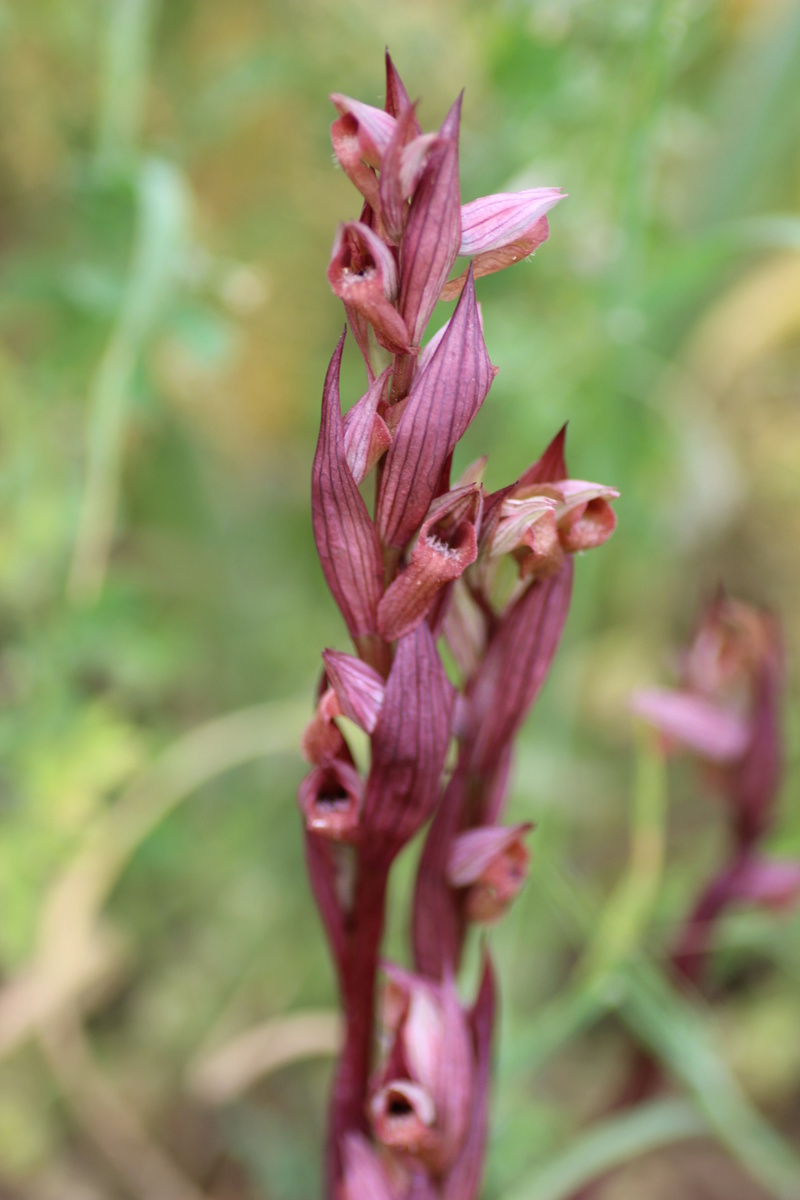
[1,0,799,1196]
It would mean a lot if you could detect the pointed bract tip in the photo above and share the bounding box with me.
[439,91,464,141]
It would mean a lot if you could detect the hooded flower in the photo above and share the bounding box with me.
[486,477,618,581]
[328,222,412,355]
[370,969,473,1176]
[377,484,483,641]
[297,759,363,843]
[330,94,397,209]
[473,428,617,591]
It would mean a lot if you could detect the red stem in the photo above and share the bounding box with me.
[325,860,388,1197]
[671,854,749,986]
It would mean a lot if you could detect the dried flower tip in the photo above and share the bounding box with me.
[301,687,347,764]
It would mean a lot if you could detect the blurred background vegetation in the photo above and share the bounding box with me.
[1,0,799,1196]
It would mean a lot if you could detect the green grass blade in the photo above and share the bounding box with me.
[96,0,155,173]
[583,727,667,978]
[617,962,800,1200]
[68,158,190,604]
[501,980,610,1084]
[505,1098,706,1200]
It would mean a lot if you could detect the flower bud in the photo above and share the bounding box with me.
[447,823,533,922]
[330,94,397,209]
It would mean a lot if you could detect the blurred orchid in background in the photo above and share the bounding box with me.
[633,594,800,987]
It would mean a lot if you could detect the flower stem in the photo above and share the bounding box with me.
[325,860,388,1196]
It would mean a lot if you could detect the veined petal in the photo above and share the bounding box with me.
[378,269,496,549]
[418,299,486,375]
[399,95,462,348]
[631,687,751,762]
[458,188,565,255]
[311,332,384,646]
[412,766,469,979]
[489,494,557,558]
[362,624,453,865]
[343,367,392,483]
[342,1134,398,1200]
[467,560,574,774]
[378,484,482,641]
[322,649,386,734]
[442,215,552,300]
[441,957,496,1200]
[434,975,474,1169]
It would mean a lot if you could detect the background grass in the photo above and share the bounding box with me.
[1,0,799,1196]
